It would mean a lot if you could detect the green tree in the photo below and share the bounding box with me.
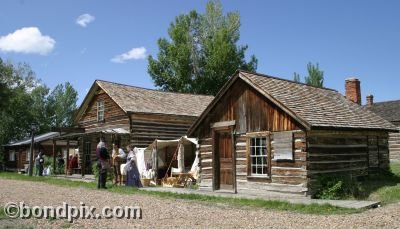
[293,62,324,88]
[31,85,51,132]
[0,58,79,166]
[148,0,257,95]
[46,82,78,128]
[0,60,12,109]
[0,59,39,166]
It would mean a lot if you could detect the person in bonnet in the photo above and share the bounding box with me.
[96,138,110,189]
[124,144,142,188]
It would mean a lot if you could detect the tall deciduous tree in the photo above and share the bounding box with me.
[148,0,257,95]
[46,82,78,128]
[0,58,79,166]
[293,62,324,88]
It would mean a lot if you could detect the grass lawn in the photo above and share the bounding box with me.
[0,204,6,219]
[0,172,360,215]
[1,162,399,215]
[359,161,400,204]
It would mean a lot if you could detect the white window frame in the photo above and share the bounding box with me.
[9,150,16,162]
[247,132,270,178]
[97,100,105,122]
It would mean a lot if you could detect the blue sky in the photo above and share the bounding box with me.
[0,0,399,105]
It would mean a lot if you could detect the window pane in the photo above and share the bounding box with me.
[262,138,267,147]
[262,148,267,156]
[257,167,262,174]
[256,138,261,147]
[262,156,267,165]
[257,157,262,164]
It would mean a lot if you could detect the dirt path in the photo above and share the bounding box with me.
[0,179,399,228]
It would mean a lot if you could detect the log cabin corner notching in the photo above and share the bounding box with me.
[187,70,397,197]
[71,80,213,175]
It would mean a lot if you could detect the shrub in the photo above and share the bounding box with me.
[315,174,361,200]
[43,156,52,167]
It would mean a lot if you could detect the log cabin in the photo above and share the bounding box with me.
[364,98,400,161]
[4,132,78,172]
[187,70,397,197]
[67,80,213,175]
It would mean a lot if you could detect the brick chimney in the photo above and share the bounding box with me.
[366,94,374,106]
[345,78,361,105]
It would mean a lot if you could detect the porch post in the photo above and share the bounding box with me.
[52,139,56,173]
[154,139,158,183]
[81,137,85,177]
[65,139,70,175]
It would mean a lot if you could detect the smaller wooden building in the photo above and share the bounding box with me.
[66,80,213,175]
[4,132,78,172]
[188,70,397,197]
[365,99,400,161]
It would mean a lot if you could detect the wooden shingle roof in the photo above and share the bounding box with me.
[188,70,396,134]
[242,71,396,130]
[96,80,213,117]
[364,100,400,124]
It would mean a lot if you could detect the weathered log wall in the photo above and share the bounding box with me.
[307,130,389,196]
[130,113,196,148]
[235,131,308,195]
[198,131,308,195]
[389,129,400,161]
[198,137,213,191]
[195,79,307,195]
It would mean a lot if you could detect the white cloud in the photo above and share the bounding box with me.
[111,47,147,63]
[76,14,95,27]
[0,27,55,55]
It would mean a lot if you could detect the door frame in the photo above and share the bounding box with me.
[211,120,236,193]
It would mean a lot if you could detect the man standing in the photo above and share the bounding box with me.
[96,138,110,189]
[38,151,45,176]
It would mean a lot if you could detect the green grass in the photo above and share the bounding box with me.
[0,205,6,219]
[111,186,360,214]
[359,161,400,204]
[0,172,360,215]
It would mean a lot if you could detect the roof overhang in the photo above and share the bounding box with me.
[73,80,128,125]
[187,70,311,136]
[85,127,130,135]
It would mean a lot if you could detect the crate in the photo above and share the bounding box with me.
[141,178,151,187]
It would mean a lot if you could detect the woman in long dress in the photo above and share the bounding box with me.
[124,145,142,187]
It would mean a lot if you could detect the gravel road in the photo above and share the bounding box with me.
[0,179,399,228]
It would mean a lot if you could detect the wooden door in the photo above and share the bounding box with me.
[215,131,234,190]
